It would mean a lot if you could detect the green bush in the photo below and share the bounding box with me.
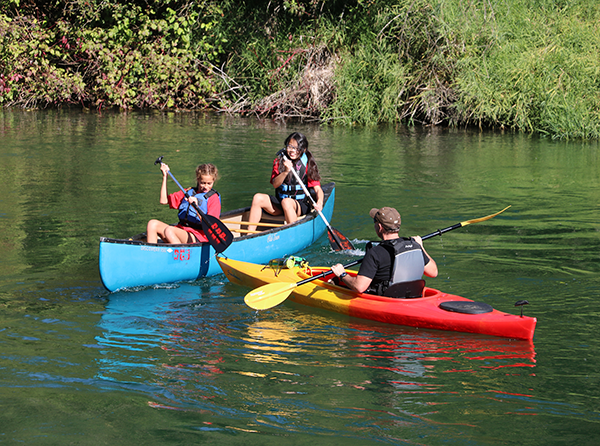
[0,1,221,109]
[1,0,600,139]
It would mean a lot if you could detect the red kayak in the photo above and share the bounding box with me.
[218,257,537,341]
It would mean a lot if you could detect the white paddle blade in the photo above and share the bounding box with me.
[244,282,297,310]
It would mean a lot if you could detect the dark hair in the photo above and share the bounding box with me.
[280,132,321,182]
[284,132,309,153]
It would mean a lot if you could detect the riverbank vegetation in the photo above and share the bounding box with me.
[1,0,599,139]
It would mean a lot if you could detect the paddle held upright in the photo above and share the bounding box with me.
[154,156,233,253]
[281,152,354,251]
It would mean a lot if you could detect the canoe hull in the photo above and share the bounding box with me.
[217,257,537,341]
[99,183,336,292]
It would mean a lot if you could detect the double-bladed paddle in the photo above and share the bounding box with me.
[280,151,354,251]
[244,206,511,310]
[154,156,234,253]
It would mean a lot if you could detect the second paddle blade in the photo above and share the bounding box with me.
[328,228,355,251]
[202,215,234,254]
[244,282,297,310]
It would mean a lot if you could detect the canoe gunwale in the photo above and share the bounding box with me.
[99,183,336,291]
[100,182,335,247]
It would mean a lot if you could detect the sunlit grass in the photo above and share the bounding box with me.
[321,0,600,138]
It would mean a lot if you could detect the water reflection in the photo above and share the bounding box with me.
[348,323,536,373]
[88,271,600,444]
[97,282,538,437]
[242,320,307,366]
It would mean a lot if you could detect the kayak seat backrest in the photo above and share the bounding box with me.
[383,279,425,299]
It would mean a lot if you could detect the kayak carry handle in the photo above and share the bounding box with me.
[514,300,529,317]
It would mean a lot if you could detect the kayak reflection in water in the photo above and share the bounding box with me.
[331,206,438,296]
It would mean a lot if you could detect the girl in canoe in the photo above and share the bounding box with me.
[146,163,221,244]
[247,132,323,231]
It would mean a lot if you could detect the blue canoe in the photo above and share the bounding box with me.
[99,182,336,292]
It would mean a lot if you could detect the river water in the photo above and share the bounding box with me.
[0,109,599,445]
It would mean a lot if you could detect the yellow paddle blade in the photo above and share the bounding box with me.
[244,282,298,310]
[461,205,511,226]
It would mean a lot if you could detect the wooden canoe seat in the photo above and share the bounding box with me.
[237,210,306,228]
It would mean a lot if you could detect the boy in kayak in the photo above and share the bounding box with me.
[247,132,323,231]
[146,163,221,244]
[331,207,438,296]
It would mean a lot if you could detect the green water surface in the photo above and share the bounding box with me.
[0,110,599,445]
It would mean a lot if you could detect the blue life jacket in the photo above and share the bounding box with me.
[276,153,309,201]
[178,188,219,230]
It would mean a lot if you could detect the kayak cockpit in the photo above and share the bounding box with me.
[300,267,438,300]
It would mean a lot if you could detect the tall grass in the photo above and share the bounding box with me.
[320,0,600,138]
[324,0,458,126]
[450,0,600,139]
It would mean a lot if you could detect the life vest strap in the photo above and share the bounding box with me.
[178,188,219,229]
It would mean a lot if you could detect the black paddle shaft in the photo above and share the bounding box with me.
[306,221,466,287]
[422,223,463,241]
[296,259,363,287]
